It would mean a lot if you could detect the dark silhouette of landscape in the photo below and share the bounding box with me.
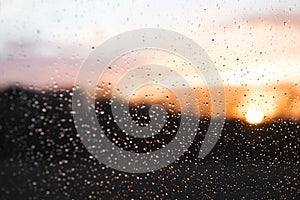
[0,87,298,199]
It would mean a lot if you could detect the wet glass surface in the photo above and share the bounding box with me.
[0,1,299,199]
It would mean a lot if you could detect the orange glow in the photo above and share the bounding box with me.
[245,109,264,124]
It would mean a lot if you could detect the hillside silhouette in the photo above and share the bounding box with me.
[0,87,298,199]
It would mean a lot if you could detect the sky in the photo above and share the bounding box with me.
[1,0,300,121]
[1,0,299,86]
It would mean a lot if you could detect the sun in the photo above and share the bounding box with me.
[245,109,264,124]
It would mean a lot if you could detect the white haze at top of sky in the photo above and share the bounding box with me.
[1,0,298,46]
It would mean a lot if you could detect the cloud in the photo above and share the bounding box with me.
[0,40,83,89]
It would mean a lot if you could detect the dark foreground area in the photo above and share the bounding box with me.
[0,88,299,199]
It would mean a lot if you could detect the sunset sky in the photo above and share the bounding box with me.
[1,0,299,122]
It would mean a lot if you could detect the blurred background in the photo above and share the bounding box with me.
[0,0,299,199]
